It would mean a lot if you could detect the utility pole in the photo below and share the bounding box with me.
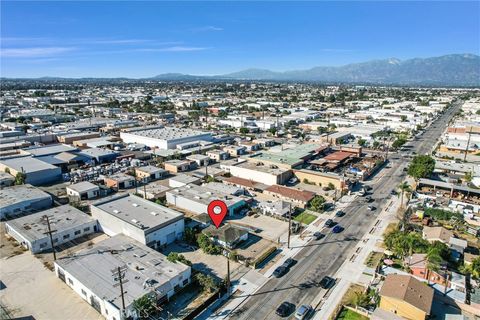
[464,126,472,162]
[112,266,128,315]
[43,215,57,261]
[143,183,147,199]
[287,203,292,249]
[226,253,231,295]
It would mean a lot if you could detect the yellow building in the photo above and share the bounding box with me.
[379,274,434,320]
[293,169,346,191]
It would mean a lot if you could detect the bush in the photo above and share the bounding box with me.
[198,233,222,255]
[194,273,218,293]
[167,252,192,266]
[424,208,463,221]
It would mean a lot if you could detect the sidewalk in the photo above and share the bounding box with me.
[312,194,401,319]
[204,194,360,319]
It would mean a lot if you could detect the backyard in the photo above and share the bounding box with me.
[336,307,369,320]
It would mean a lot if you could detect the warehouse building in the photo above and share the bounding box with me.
[90,194,184,249]
[66,181,101,201]
[0,184,53,219]
[134,165,168,183]
[228,161,292,186]
[120,127,213,150]
[5,205,98,253]
[166,183,247,216]
[54,234,191,320]
[0,156,62,186]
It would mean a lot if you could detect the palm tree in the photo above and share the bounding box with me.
[398,181,412,208]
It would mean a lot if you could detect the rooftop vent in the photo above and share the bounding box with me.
[131,219,138,223]
[113,209,120,214]
[150,212,159,216]
[132,203,139,207]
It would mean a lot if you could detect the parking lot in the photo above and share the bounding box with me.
[0,252,102,320]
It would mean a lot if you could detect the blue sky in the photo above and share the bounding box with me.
[1,1,479,78]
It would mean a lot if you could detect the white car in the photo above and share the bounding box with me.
[294,304,313,320]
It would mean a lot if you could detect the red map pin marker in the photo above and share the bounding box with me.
[207,200,228,228]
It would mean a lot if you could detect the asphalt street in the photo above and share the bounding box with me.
[230,101,462,320]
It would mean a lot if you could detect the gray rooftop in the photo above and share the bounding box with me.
[0,184,52,208]
[25,144,77,157]
[169,174,201,184]
[136,165,167,175]
[0,156,60,173]
[6,205,95,243]
[92,194,183,232]
[67,181,100,193]
[167,183,244,207]
[55,234,189,308]
[125,127,211,140]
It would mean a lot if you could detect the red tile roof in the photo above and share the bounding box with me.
[265,185,316,202]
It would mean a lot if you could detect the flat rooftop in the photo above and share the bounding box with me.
[124,127,211,140]
[0,156,60,172]
[25,144,77,157]
[67,181,100,193]
[6,205,95,243]
[249,143,322,167]
[56,234,189,308]
[168,183,244,207]
[233,161,290,176]
[92,194,183,231]
[136,165,167,174]
[0,184,52,207]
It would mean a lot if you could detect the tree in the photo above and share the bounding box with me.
[132,294,157,319]
[400,115,408,122]
[167,252,192,266]
[372,141,380,149]
[197,233,222,255]
[268,127,277,135]
[464,171,473,183]
[308,195,326,212]
[15,172,26,185]
[398,181,412,208]
[239,127,249,136]
[407,155,435,181]
[357,138,367,147]
[183,227,198,245]
[194,273,218,293]
[392,138,407,149]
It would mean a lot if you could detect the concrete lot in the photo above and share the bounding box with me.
[162,242,241,281]
[0,252,102,320]
[235,234,276,260]
[228,214,288,242]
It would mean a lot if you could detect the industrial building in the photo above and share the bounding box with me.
[66,181,101,200]
[90,194,184,249]
[5,205,98,253]
[134,165,168,183]
[0,156,62,186]
[54,234,191,320]
[228,161,292,186]
[165,183,247,216]
[0,184,53,220]
[120,127,213,150]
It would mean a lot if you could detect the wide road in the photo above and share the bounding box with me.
[230,101,462,320]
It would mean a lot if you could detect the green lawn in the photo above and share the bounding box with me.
[293,211,317,224]
[336,308,369,320]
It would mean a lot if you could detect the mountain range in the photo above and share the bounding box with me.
[150,54,480,86]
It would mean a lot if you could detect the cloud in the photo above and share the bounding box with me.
[1,47,76,58]
[135,46,209,52]
[192,26,224,32]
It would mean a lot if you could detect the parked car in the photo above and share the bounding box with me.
[335,210,345,217]
[288,177,299,184]
[294,304,313,320]
[282,258,296,269]
[367,205,376,211]
[319,276,335,289]
[332,225,343,233]
[313,231,325,240]
[390,190,397,196]
[365,196,373,203]
[276,301,295,317]
[324,219,335,228]
[273,266,288,278]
